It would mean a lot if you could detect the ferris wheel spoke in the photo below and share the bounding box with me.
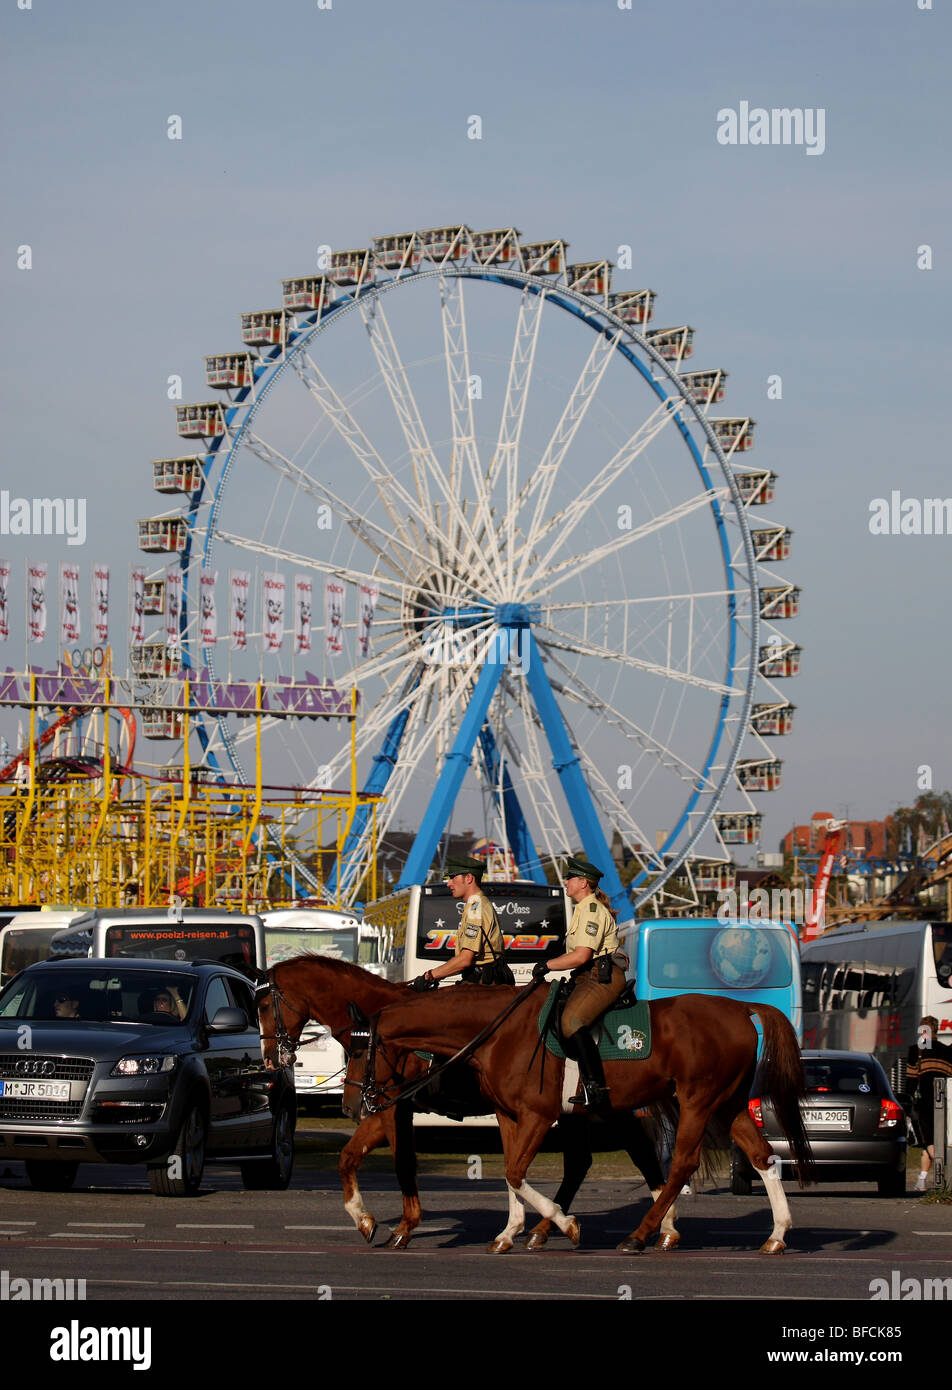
[461,287,547,582]
[212,529,404,603]
[291,351,425,558]
[242,430,417,590]
[511,326,622,595]
[525,395,687,573]
[360,298,502,600]
[439,275,483,504]
[528,487,728,602]
[540,589,734,613]
[540,643,711,788]
[536,623,735,697]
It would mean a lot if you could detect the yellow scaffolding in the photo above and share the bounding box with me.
[0,775,379,912]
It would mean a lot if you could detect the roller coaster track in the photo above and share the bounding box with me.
[825,830,952,924]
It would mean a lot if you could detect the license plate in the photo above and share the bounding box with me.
[803,1107,850,1130]
[0,1079,71,1101]
[295,1075,326,1089]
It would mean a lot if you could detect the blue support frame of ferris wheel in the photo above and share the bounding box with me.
[476,724,546,884]
[397,624,629,919]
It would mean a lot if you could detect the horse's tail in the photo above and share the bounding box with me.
[750,1004,816,1187]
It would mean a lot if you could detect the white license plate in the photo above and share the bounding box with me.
[0,1079,71,1101]
[295,1075,326,1088]
[803,1107,850,1130]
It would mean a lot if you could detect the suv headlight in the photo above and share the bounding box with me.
[110,1056,178,1077]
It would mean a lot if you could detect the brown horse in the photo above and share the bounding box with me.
[370,985,815,1253]
[257,956,674,1250]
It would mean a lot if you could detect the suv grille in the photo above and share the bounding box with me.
[0,1055,94,1122]
[0,1054,95,1082]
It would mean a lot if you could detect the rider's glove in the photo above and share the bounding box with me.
[410,973,437,992]
[531,961,549,980]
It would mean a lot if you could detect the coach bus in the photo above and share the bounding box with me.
[799,920,952,1093]
[362,880,570,988]
[624,916,803,1038]
[47,908,268,977]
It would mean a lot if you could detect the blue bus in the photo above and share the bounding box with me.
[627,917,802,1042]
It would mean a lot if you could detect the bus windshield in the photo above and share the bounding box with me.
[265,926,358,966]
[646,924,793,992]
[1,927,70,983]
[932,923,952,987]
[103,923,259,972]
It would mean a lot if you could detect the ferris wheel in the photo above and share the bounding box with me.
[135,225,800,918]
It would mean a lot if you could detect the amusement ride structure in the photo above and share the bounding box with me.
[132,224,801,919]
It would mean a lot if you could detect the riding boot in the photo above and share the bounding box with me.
[569,1028,610,1112]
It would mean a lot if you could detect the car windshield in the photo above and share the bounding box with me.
[803,1059,883,1095]
[0,970,195,1024]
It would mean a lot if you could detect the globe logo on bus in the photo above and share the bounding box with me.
[710,927,772,987]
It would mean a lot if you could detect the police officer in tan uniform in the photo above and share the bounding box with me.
[409,855,509,989]
[533,855,628,1109]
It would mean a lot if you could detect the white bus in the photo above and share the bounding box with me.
[47,907,268,976]
[262,908,363,1104]
[800,919,952,1093]
[0,909,85,985]
[362,881,570,1127]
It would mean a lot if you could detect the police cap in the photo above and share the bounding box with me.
[564,854,603,883]
[443,854,485,881]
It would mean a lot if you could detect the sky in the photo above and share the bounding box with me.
[0,0,949,863]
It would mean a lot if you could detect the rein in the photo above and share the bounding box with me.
[361,976,547,1115]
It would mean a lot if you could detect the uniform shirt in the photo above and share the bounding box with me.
[565,894,618,958]
[458,891,505,967]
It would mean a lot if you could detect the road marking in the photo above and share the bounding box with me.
[0,1221,36,1226]
[68,1222,145,1228]
[175,1223,255,1230]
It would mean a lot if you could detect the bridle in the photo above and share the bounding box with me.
[255,971,305,1069]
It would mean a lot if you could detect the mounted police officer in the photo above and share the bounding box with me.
[410,855,512,989]
[533,854,628,1110]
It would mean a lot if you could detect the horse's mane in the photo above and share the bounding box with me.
[273,953,405,990]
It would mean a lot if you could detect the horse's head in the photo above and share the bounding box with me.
[255,967,308,1071]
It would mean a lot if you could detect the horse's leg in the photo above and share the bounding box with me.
[729,1108,792,1254]
[500,1112,581,1249]
[486,1114,527,1254]
[381,1101,422,1250]
[526,1114,592,1251]
[622,1112,680,1250]
[617,1102,709,1254]
[339,1113,389,1243]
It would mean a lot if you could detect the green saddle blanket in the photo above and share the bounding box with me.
[539,982,652,1061]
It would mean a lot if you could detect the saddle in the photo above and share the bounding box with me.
[539,981,652,1062]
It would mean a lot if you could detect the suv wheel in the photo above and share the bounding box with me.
[240,1102,295,1191]
[25,1161,79,1192]
[148,1102,207,1197]
[729,1145,753,1196]
[877,1169,906,1198]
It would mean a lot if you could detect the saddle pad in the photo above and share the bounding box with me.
[538,982,652,1061]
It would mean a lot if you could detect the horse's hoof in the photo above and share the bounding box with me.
[564,1217,581,1247]
[487,1237,513,1254]
[656,1232,680,1252]
[383,1230,412,1250]
[525,1232,548,1251]
[759,1238,786,1255]
[358,1217,377,1244]
[616,1235,646,1255]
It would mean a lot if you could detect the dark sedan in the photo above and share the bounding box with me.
[730,1049,907,1197]
[0,958,295,1196]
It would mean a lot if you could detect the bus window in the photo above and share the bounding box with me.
[645,925,792,992]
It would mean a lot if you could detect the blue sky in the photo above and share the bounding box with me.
[1,0,949,854]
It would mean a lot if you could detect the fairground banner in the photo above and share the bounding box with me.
[230,570,249,651]
[200,571,218,646]
[324,578,345,658]
[358,581,379,659]
[129,567,145,645]
[28,562,48,644]
[92,564,109,645]
[60,563,80,644]
[294,574,312,656]
[262,571,286,653]
[0,560,10,642]
[165,567,183,649]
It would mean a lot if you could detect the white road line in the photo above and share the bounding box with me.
[174,1224,255,1230]
[913,1231,952,1236]
[68,1222,145,1228]
[0,1221,36,1226]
